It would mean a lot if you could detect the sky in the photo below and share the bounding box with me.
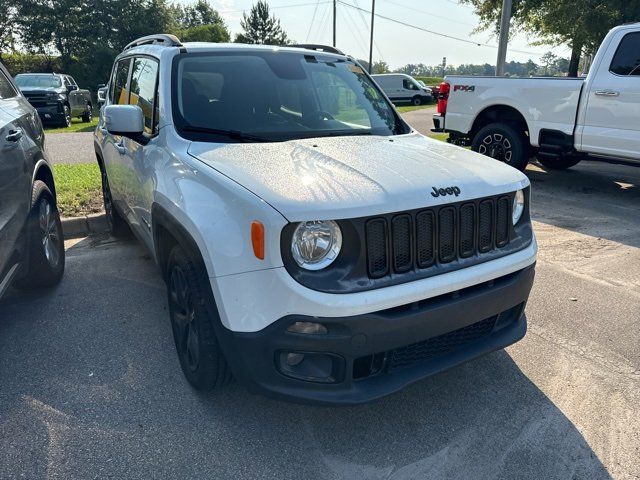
[196,0,571,69]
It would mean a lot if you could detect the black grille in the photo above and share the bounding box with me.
[388,316,497,370]
[392,215,412,272]
[23,93,49,108]
[365,219,388,278]
[365,195,512,278]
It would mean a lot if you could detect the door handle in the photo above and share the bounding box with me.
[595,90,619,97]
[100,127,109,135]
[115,139,127,155]
[6,128,23,142]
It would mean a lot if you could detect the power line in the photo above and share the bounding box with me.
[306,0,322,42]
[383,0,477,27]
[217,1,331,15]
[337,0,546,56]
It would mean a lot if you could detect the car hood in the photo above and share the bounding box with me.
[19,87,63,95]
[188,133,529,222]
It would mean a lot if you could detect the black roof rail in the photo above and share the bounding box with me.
[124,34,183,51]
[288,44,345,55]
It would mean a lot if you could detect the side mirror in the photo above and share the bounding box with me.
[104,105,144,138]
[67,84,78,92]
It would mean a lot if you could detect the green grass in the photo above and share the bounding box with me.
[395,104,434,113]
[45,115,99,134]
[427,132,449,142]
[52,163,103,217]
[414,76,444,86]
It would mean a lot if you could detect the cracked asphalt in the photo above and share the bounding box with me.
[1,110,638,479]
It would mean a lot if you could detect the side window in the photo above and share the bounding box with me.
[62,76,70,87]
[0,70,18,99]
[111,59,131,105]
[610,32,640,76]
[129,57,159,134]
[403,79,418,90]
[66,76,77,86]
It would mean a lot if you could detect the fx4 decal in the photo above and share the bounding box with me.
[453,85,476,92]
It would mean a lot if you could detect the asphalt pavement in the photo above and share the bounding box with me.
[1,108,638,479]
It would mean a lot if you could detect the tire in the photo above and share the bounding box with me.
[411,95,422,106]
[15,181,65,289]
[472,122,530,171]
[537,155,582,170]
[81,103,93,123]
[166,245,232,391]
[99,164,130,237]
[59,104,71,128]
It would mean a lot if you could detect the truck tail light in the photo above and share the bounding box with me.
[437,82,450,115]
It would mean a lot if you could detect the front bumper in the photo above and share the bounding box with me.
[33,104,65,122]
[432,113,445,132]
[216,264,535,405]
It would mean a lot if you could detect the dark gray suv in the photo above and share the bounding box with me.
[0,62,65,299]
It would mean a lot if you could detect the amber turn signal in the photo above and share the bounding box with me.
[251,221,265,260]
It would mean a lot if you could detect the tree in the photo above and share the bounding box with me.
[372,61,390,74]
[461,0,640,77]
[0,0,18,57]
[179,24,230,43]
[235,1,288,45]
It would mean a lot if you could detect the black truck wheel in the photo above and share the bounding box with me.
[60,105,71,128]
[81,103,93,123]
[472,122,530,171]
[166,245,232,391]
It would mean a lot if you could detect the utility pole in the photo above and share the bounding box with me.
[495,0,512,76]
[333,0,337,47]
[368,0,376,73]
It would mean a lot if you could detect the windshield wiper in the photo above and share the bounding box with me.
[182,126,271,142]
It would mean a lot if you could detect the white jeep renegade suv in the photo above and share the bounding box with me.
[95,35,537,405]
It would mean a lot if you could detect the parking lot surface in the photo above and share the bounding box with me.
[2,113,639,479]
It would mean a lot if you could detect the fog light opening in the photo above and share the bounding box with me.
[286,321,328,335]
[285,352,305,366]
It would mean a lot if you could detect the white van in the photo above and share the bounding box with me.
[372,73,433,105]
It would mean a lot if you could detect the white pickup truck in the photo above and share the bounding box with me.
[432,23,640,171]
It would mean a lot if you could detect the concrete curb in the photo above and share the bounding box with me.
[62,213,108,240]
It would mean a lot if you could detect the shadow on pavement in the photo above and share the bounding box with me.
[527,159,639,248]
[0,237,612,479]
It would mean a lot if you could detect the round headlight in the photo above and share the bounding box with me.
[291,220,342,270]
[512,189,525,225]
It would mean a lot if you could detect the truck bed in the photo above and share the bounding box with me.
[443,76,584,147]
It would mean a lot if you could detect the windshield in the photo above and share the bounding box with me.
[15,75,62,88]
[172,51,408,142]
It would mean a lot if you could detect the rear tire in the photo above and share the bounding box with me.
[166,245,232,391]
[537,155,582,170]
[15,181,65,289]
[472,122,530,171]
[99,164,130,237]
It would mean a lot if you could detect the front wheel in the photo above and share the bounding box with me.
[166,245,232,391]
[472,122,530,171]
[81,103,93,123]
[411,95,422,106]
[15,181,65,289]
[59,105,71,128]
[99,165,130,237]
